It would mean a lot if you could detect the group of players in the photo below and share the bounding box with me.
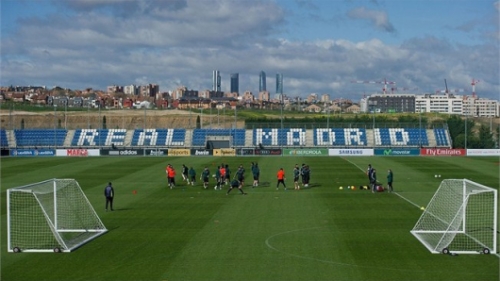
[366,164,394,193]
[165,162,312,195]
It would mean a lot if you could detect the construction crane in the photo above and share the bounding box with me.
[351,78,396,94]
[435,79,464,94]
[471,79,480,98]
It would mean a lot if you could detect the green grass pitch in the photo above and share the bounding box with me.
[1,156,499,281]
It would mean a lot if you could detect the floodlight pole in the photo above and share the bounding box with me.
[419,104,422,147]
[87,102,90,129]
[200,107,203,129]
[327,106,330,128]
[144,105,147,156]
[465,114,467,149]
[280,95,284,152]
[54,105,57,148]
[217,108,220,128]
[64,100,67,130]
[98,101,101,149]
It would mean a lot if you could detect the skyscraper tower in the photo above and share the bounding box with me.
[259,71,266,92]
[230,73,239,94]
[276,73,283,98]
[213,70,221,92]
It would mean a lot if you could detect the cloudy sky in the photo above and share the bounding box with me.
[1,0,499,100]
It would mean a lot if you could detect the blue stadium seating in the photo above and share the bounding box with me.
[192,129,245,146]
[253,128,306,146]
[314,128,367,146]
[0,129,8,147]
[374,128,428,146]
[72,129,126,146]
[14,129,67,147]
[434,128,449,147]
[131,129,185,146]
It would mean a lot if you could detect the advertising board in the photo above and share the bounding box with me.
[254,149,281,156]
[213,148,236,156]
[466,149,500,156]
[374,148,420,156]
[101,149,142,156]
[236,148,255,156]
[284,148,328,156]
[328,149,374,156]
[145,149,168,156]
[420,148,466,156]
[56,149,100,156]
[168,149,191,156]
[191,149,213,156]
[10,149,56,157]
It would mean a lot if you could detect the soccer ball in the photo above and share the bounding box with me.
[339,186,343,190]
[212,174,216,178]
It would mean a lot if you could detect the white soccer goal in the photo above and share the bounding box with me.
[411,179,498,254]
[7,178,107,253]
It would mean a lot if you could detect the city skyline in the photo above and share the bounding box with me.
[1,0,499,100]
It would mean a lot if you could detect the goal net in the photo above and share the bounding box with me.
[7,178,107,253]
[411,179,498,254]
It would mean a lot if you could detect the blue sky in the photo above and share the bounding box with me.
[1,0,499,100]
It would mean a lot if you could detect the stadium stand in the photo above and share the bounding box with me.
[192,129,245,146]
[1,129,8,147]
[131,129,185,146]
[253,128,306,146]
[314,128,367,146]
[433,128,450,147]
[72,129,127,146]
[14,129,67,147]
[7,127,449,148]
[374,128,428,146]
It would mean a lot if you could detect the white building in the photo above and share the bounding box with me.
[321,93,330,103]
[415,94,463,114]
[361,93,499,117]
[359,96,369,112]
[463,96,498,117]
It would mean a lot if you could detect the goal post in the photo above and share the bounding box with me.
[7,178,107,253]
[411,179,498,254]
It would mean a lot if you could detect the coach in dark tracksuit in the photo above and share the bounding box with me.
[104,182,114,211]
[370,169,377,193]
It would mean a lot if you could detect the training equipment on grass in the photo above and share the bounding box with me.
[7,178,107,253]
[411,179,497,255]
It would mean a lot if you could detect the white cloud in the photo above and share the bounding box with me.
[347,6,396,33]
